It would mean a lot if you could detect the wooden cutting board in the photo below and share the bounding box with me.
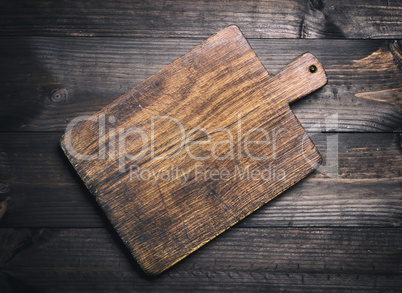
[61,25,327,275]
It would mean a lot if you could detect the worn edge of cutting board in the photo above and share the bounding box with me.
[60,25,327,275]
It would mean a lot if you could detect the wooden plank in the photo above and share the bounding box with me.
[60,25,328,274]
[1,133,400,184]
[3,271,401,293]
[1,228,401,292]
[0,37,400,132]
[1,179,400,229]
[0,0,401,38]
[0,132,401,228]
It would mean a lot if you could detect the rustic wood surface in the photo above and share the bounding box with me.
[0,0,401,291]
[1,228,401,292]
[1,0,401,38]
[61,26,328,274]
[1,133,401,229]
[0,38,401,132]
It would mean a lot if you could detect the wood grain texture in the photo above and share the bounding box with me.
[61,25,327,274]
[1,0,401,38]
[1,228,401,292]
[0,38,400,132]
[1,0,401,289]
[1,132,401,228]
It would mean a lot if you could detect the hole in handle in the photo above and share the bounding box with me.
[309,65,317,73]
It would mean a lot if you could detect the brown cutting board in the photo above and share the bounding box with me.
[61,25,327,275]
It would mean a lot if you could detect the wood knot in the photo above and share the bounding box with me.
[309,0,324,11]
[0,183,9,193]
[51,88,68,102]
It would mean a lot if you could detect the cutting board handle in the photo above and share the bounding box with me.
[268,52,327,105]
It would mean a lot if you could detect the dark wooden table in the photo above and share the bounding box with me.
[0,1,401,292]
